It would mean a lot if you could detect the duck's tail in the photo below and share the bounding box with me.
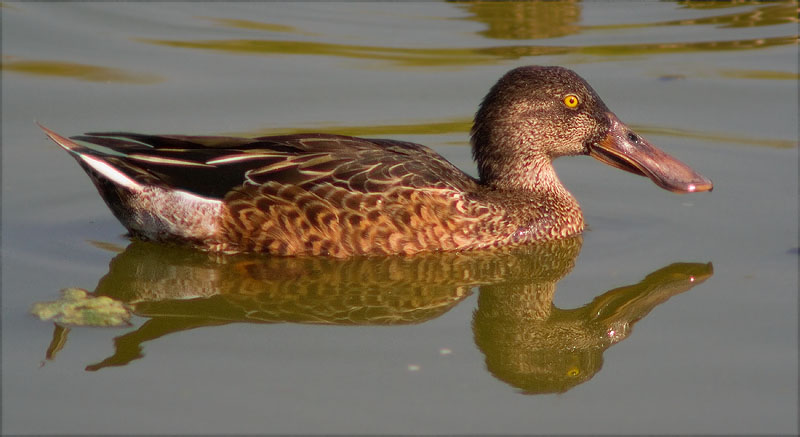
[40,123,222,247]
[40,122,144,192]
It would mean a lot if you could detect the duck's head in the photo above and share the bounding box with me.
[471,66,712,193]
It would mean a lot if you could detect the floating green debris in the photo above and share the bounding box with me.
[31,288,132,327]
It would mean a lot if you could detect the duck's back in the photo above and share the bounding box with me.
[51,130,533,257]
[68,132,477,198]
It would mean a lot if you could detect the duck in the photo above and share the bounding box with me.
[41,66,712,258]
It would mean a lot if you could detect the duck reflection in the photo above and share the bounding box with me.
[36,238,711,393]
[474,261,711,394]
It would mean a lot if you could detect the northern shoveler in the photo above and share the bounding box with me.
[41,66,712,257]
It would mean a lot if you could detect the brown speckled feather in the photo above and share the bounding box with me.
[213,135,573,256]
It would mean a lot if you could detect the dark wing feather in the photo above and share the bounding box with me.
[72,133,261,198]
[70,132,477,199]
[243,137,478,194]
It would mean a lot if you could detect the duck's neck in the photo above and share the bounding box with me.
[472,133,585,238]
[490,153,582,217]
[488,153,567,194]
[472,131,571,197]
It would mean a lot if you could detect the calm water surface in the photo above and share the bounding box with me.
[2,2,798,434]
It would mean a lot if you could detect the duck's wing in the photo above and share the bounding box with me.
[44,127,477,200]
[242,135,477,194]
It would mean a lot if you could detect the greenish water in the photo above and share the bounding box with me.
[2,2,797,434]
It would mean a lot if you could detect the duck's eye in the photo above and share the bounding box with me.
[563,94,580,108]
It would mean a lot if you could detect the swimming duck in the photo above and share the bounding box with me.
[41,66,712,257]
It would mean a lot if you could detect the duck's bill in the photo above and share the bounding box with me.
[589,113,713,193]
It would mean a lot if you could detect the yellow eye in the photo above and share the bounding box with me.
[563,94,580,108]
[567,367,580,377]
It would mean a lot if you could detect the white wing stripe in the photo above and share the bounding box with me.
[79,155,142,191]
[128,154,211,167]
[206,154,279,165]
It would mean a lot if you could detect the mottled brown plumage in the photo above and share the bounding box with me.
[42,66,712,257]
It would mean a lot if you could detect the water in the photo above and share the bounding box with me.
[2,2,798,434]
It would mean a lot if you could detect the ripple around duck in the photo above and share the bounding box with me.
[581,3,799,31]
[0,56,163,84]
[197,16,319,36]
[231,118,797,150]
[194,3,798,41]
[136,35,797,68]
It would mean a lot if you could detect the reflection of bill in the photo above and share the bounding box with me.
[34,237,710,394]
[474,262,712,394]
